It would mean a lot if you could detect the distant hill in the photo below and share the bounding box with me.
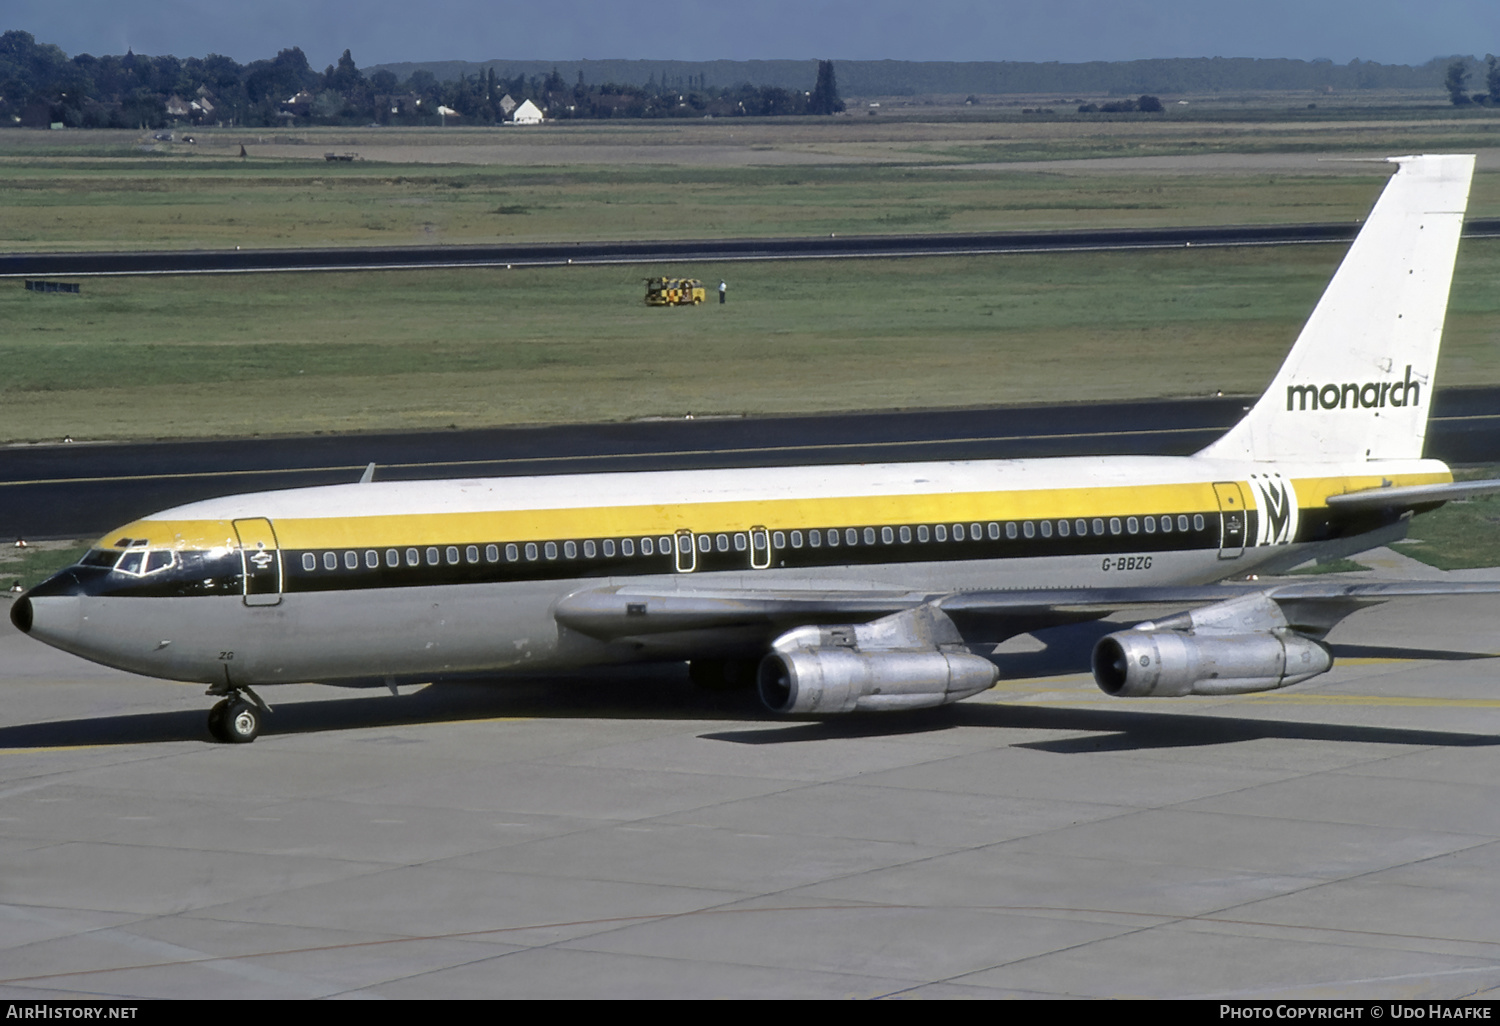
[365,56,1460,97]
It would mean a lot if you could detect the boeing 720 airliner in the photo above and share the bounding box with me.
[14,154,1500,743]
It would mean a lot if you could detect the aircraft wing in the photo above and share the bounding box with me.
[554,579,1500,644]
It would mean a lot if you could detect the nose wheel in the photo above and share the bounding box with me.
[207,698,262,743]
[206,669,271,743]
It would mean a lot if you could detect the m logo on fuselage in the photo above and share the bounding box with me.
[1286,364,1422,412]
[1250,476,1298,546]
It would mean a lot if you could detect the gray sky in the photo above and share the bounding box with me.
[7,0,1499,69]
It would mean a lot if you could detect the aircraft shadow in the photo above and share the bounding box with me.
[4,631,1495,750]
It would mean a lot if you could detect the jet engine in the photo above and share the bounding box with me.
[758,606,998,714]
[1092,628,1332,698]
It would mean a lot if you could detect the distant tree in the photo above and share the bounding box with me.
[1488,55,1500,103]
[809,59,843,114]
[1446,60,1471,104]
[1137,94,1163,112]
[326,49,363,95]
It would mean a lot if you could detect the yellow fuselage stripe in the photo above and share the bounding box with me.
[107,472,1448,551]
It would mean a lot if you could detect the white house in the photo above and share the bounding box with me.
[511,99,543,124]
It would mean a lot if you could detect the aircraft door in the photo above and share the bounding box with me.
[675,530,697,573]
[750,527,771,569]
[233,518,283,606]
[1212,482,1247,559]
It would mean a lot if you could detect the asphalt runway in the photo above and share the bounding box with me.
[2,548,1500,999]
[6,220,1500,278]
[4,387,1498,542]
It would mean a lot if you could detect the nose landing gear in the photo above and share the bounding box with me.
[207,697,263,743]
[206,668,271,744]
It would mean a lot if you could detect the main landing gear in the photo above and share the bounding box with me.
[206,671,272,744]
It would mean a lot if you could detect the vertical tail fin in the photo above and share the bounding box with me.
[1199,154,1473,464]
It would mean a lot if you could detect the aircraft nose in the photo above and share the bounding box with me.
[9,594,32,634]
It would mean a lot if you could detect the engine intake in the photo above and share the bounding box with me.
[1092,629,1332,698]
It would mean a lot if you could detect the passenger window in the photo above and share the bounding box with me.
[466,545,479,563]
[827,529,840,547]
[971,523,982,539]
[950,524,962,542]
[697,535,710,553]
[899,526,911,543]
[1040,521,1052,538]
[861,528,874,545]
[881,526,894,544]
[564,541,577,558]
[716,533,729,552]
[506,543,519,561]
[988,523,1000,540]
[406,548,420,566]
[602,539,616,557]
[1160,516,1173,533]
[1179,515,1191,532]
[1109,518,1122,535]
[845,528,858,545]
[584,540,596,558]
[1005,522,1017,540]
[1093,519,1105,536]
[809,530,821,548]
[1022,522,1034,539]
[324,552,338,571]
[918,525,930,543]
[544,542,558,559]
[525,542,538,560]
[345,551,359,570]
[1144,518,1157,534]
[790,530,803,548]
[366,550,379,569]
[1058,519,1070,538]
[659,536,672,554]
[735,533,748,551]
[1193,514,1205,531]
[1075,519,1087,537]
[622,538,634,556]
[773,531,785,548]
[486,544,499,562]
[303,553,317,571]
[642,537,656,556]
[935,525,948,542]
[387,548,400,567]
[1127,517,1139,535]
[446,546,459,565]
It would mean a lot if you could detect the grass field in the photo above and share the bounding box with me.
[0,161,1419,250]
[6,238,1500,443]
[5,118,1500,251]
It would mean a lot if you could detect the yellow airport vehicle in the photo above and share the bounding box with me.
[644,277,706,306]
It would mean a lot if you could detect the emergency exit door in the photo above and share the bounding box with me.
[1212,482,1247,559]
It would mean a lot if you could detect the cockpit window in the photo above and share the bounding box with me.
[80,549,122,568]
[117,550,145,575]
[144,550,175,574]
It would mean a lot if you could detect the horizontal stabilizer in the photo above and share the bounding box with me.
[1325,478,1500,509]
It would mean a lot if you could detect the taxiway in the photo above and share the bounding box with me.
[2,552,1498,998]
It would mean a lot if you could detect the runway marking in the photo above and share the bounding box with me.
[3,901,1498,988]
